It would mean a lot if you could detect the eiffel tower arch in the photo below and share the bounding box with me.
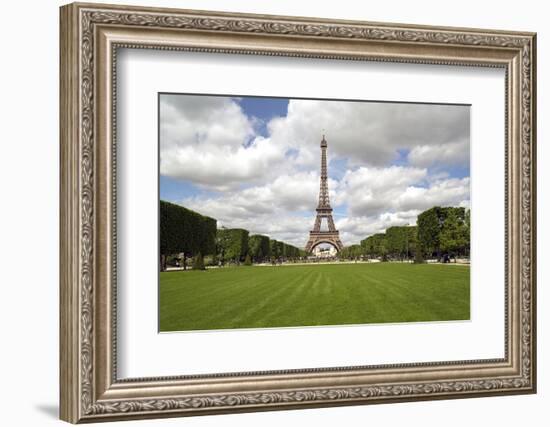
[305,135,344,253]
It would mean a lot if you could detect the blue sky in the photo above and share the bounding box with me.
[159,94,470,246]
[238,97,289,137]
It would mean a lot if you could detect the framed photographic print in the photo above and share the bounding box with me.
[157,94,472,333]
[60,2,537,423]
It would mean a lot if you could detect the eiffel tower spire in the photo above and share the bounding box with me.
[305,135,343,253]
[318,135,330,209]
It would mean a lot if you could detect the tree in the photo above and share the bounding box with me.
[358,207,469,263]
[270,239,284,259]
[417,206,467,259]
[414,245,425,263]
[216,228,249,263]
[192,252,205,270]
[159,200,216,271]
[244,254,252,266]
[248,234,271,262]
[385,226,416,260]
[360,233,387,259]
[282,243,301,260]
[440,209,469,257]
[417,207,443,258]
[405,226,418,260]
[198,216,217,257]
[339,244,363,260]
[379,237,389,261]
[385,226,402,259]
[282,243,290,259]
[464,209,471,257]
[266,239,303,262]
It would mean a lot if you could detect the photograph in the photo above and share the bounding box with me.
[158,94,471,332]
[56,2,536,422]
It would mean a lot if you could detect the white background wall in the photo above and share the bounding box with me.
[0,0,546,426]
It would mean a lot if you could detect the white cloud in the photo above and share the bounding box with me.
[161,94,253,150]
[267,100,470,169]
[397,177,470,212]
[160,95,289,190]
[407,139,469,168]
[160,96,470,190]
[180,171,321,246]
[181,167,469,247]
[337,210,421,244]
[333,165,469,220]
[335,165,427,216]
[161,136,287,191]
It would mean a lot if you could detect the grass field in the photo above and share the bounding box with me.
[159,263,470,332]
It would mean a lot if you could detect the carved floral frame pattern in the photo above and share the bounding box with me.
[60,2,536,423]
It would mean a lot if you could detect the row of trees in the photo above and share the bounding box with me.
[159,201,304,270]
[361,233,388,259]
[359,226,418,261]
[269,238,304,260]
[217,228,305,265]
[345,206,470,262]
[339,244,363,259]
[160,201,469,268]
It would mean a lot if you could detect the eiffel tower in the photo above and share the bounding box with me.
[305,135,344,253]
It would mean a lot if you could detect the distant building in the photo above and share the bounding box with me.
[313,245,337,258]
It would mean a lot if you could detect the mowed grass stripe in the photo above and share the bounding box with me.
[160,268,287,329]
[218,269,311,328]
[159,263,470,331]
[236,269,316,328]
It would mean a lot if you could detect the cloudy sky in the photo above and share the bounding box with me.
[159,94,470,247]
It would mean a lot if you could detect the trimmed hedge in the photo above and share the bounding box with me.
[385,225,417,259]
[269,239,283,258]
[217,228,249,262]
[160,200,217,258]
[339,244,363,259]
[248,234,271,261]
[360,233,387,258]
[160,203,312,268]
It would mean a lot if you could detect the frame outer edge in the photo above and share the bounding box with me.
[68,1,537,37]
[60,3,81,424]
[529,33,537,393]
[59,2,537,422]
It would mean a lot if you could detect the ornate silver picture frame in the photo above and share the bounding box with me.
[60,2,536,423]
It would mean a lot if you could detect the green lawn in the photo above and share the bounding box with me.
[159,263,470,332]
